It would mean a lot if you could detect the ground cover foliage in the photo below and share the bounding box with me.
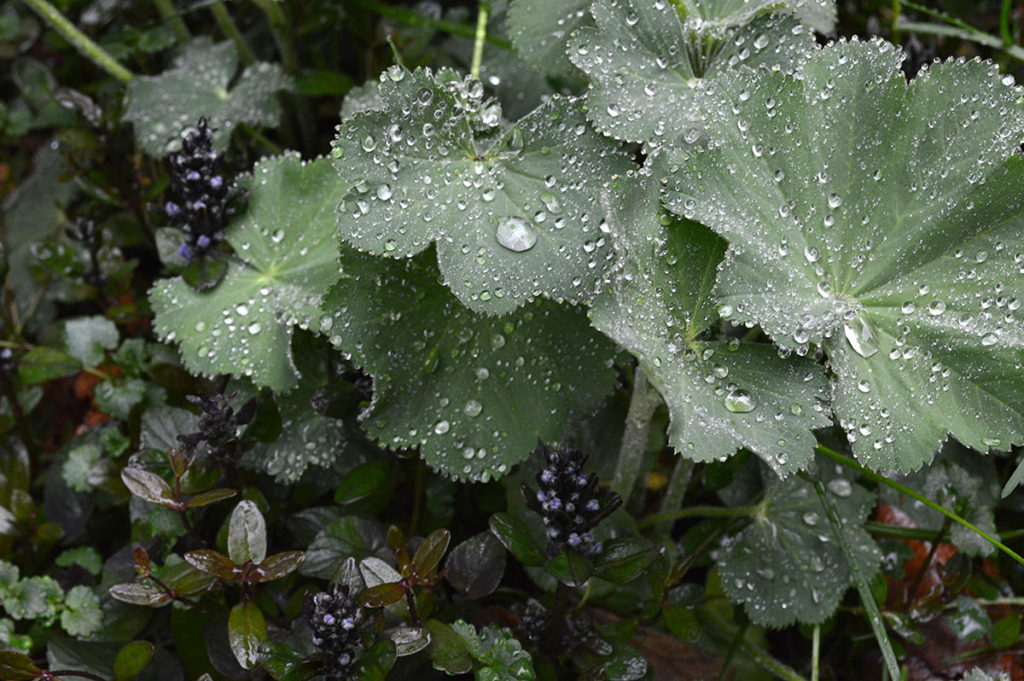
[0,0,1023,679]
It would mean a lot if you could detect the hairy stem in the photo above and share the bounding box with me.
[347,0,511,49]
[470,1,488,79]
[612,365,662,503]
[639,504,755,530]
[701,607,809,681]
[211,1,255,64]
[20,0,134,83]
[655,457,694,533]
[152,0,190,42]
[810,472,901,680]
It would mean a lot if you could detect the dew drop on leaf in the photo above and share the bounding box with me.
[844,315,879,358]
[724,388,756,413]
[495,217,538,253]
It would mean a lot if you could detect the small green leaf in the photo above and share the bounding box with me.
[0,651,41,681]
[425,619,473,674]
[545,551,593,587]
[125,39,290,157]
[333,67,633,314]
[113,641,155,681]
[228,601,267,670]
[60,585,103,637]
[390,627,430,657]
[449,621,536,681]
[489,513,546,567]
[593,537,658,585]
[412,529,451,577]
[121,468,176,507]
[108,581,172,607]
[93,378,150,419]
[444,531,506,599]
[253,551,305,582]
[65,316,119,366]
[62,444,103,492]
[334,461,391,504]
[17,346,80,384]
[184,550,237,580]
[716,460,881,627]
[992,612,1021,649]
[228,500,267,565]
[356,639,397,681]
[661,603,700,641]
[300,516,388,581]
[55,547,103,576]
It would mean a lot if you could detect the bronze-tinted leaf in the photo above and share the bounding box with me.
[412,528,450,577]
[185,488,237,508]
[184,549,237,580]
[362,582,405,608]
[121,467,176,507]
[252,551,305,582]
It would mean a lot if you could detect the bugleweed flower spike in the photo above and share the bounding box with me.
[523,439,622,559]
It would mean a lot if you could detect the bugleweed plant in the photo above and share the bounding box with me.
[1,0,1023,679]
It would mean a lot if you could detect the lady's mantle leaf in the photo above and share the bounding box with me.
[322,248,617,481]
[151,154,344,392]
[333,67,633,315]
[125,39,290,157]
[590,175,829,475]
[662,40,1024,471]
[568,0,816,146]
[507,0,592,80]
[717,459,881,627]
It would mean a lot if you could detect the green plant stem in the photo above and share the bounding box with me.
[612,365,662,503]
[239,123,283,155]
[211,1,255,65]
[253,0,297,73]
[20,0,134,83]
[470,2,488,79]
[891,0,901,44]
[717,617,749,681]
[701,607,809,681]
[897,0,1024,61]
[347,0,511,49]
[1001,0,1014,46]
[810,473,901,680]
[152,0,190,42]
[638,504,755,530]
[655,458,695,534]
[907,518,949,601]
[811,624,820,681]
[817,444,1024,568]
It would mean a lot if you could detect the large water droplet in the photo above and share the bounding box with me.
[827,477,852,497]
[495,217,537,252]
[724,388,756,413]
[463,399,483,417]
[844,315,879,358]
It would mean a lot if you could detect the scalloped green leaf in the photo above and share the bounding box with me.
[321,247,617,481]
[507,0,591,80]
[332,67,633,315]
[661,40,1024,471]
[590,175,830,475]
[124,39,290,157]
[237,334,346,482]
[151,153,343,392]
[717,459,881,627]
[568,0,817,146]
